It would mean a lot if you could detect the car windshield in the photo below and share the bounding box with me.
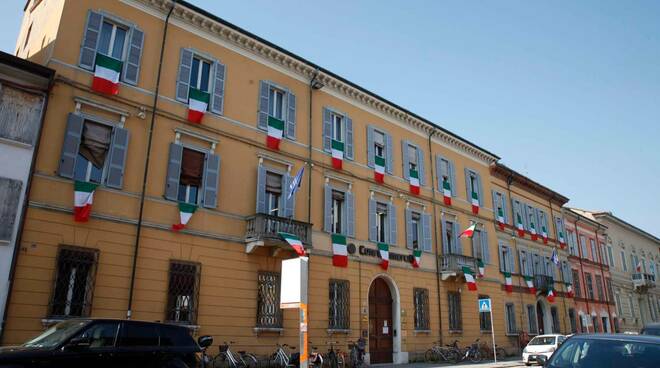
[22,320,89,348]
[529,336,556,345]
[641,328,660,336]
[548,338,660,368]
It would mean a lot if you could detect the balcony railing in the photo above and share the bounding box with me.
[438,253,478,275]
[534,275,554,293]
[632,273,656,293]
[245,213,312,253]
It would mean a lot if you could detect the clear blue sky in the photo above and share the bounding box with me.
[2,1,658,236]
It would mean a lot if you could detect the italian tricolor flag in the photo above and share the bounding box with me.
[547,285,555,303]
[477,259,485,278]
[516,214,525,237]
[266,116,284,150]
[92,53,122,95]
[378,242,389,270]
[187,87,210,124]
[497,208,505,231]
[331,139,344,169]
[463,266,477,291]
[524,275,536,294]
[73,181,98,222]
[409,169,420,195]
[412,249,421,268]
[558,231,566,249]
[541,225,548,244]
[565,283,574,298]
[530,221,538,241]
[442,178,452,205]
[331,234,348,267]
[374,156,385,183]
[172,202,197,231]
[471,191,479,214]
[504,271,513,293]
[459,223,477,238]
[279,232,305,257]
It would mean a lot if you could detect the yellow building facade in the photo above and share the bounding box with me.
[2,0,575,362]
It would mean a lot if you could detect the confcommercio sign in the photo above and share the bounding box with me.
[347,243,414,263]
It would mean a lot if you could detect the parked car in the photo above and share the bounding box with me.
[0,318,212,368]
[537,334,660,367]
[522,334,566,366]
[640,322,660,336]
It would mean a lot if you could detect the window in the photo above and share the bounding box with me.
[374,130,385,158]
[479,294,491,331]
[323,108,353,159]
[407,144,418,172]
[98,20,128,60]
[615,293,623,316]
[406,209,431,251]
[332,113,343,142]
[257,271,282,328]
[166,261,200,324]
[613,317,620,333]
[265,172,282,216]
[607,246,614,267]
[567,230,578,256]
[376,202,388,243]
[505,303,516,334]
[568,309,577,333]
[595,275,604,301]
[165,142,220,209]
[492,191,507,223]
[444,220,458,254]
[580,235,588,258]
[448,292,462,331]
[621,250,628,272]
[0,84,44,146]
[606,278,614,302]
[331,190,344,234]
[585,273,594,300]
[177,148,205,204]
[628,295,635,318]
[324,185,354,237]
[73,120,113,184]
[0,177,22,243]
[551,307,561,333]
[414,288,430,331]
[411,211,421,250]
[592,316,599,332]
[117,323,159,347]
[499,242,514,273]
[369,199,396,244]
[78,322,120,348]
[465,169,482,204]
[520,249,531,276]
[328,280,350,330]
[590,239,597,262]
[49,246,98,317]
[527,304,538,334]
[436,155,455,196]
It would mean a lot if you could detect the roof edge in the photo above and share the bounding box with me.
[490,162,569,205]
[591,211,660,244]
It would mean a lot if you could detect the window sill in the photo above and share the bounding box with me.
[480,330,492,334]
[165,322,200,332]
[413,330,431,335]
[253,327,284,336]
[41,318,66,328]
[327,329,351,335]
[449,330,463,334]
[505,332,519,337]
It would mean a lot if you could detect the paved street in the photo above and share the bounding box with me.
[374,358,527,368]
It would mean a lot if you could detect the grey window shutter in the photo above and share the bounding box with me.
[368,198,377,241]
[527,252,534,275]
[401,140,410,179]
[471,234,479,259]
[324,185,332,232]
[453,222,461,254]
[417,146,425,186]
[258,81,270,130]
[366,125,374,168]
[283,173,294,217]
[519,250,527,276]
[436,156,444,191]
[405,208,413,249]
[122,26,144,85]
[448,160,456,196]
[482,230,490,264]
[385,133,393,174]
[0,178,22,242]
[464,168,473,200]
[105,126,130,189]
[202,153,221,209]
[285,90,296,139]
[79,10,102,70]
[210,60,226,114]
[58,113,85,179]
[475,172,483,205]
[176,48,193,102]
[345,115,353,160]
[388,203,397,245]
[422,213,432,252]
[499,243,505,272]
[441,219,448,254]
[502,192,508,223]
[164,143,183,201]
[491,190,498,217]
[323,107,332,152]
[346,191,355,237]
[255,165,267,213]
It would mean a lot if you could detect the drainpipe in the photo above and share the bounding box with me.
[573,215,591,332]
[427,129,443,345]
[548,196,569,334]
[504,168,526,344]
[594,224,614,332]
[126,1,175,319]
[306,70,321,225]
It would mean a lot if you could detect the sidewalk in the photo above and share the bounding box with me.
[371,357,524,368]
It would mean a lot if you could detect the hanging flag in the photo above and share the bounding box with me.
[331,139,344,169]
[516,213,525,237]
[378,243,389,270]
[565,283,574,298]
[558,231,566,249]
[636,261,642,273]
[287,167,304,201]
[278,232,305,256]
[459,223,477,238]
[92,53,122,95]
[331,234,348,267]
[409,169,420,195]
[524,275,536,294]
[73,181,98,222]
[477,259,485,278]
[541,225,548,244]
[374,155,385,183]
[551,248,560,266]
[530,221,538,241]
[471,191,479,214]
[547,282,555,303]
[462,266,477,291]
[504,272,513,293]
[412,249,421,268]
[442,177,452,205]
[172,202,197,231]
[497,208,505,231]
[266,116,285,150]
[187,87,210,123]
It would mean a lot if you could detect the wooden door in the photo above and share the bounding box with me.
[369,278,393,364]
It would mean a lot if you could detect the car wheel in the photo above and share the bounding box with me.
[525,363,531,366]
[163,358,190,368]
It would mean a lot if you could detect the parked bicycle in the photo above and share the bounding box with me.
[213,341,259,368]
[478,341,506,361]
[348,338,366,368]
[199,336,215,368]
[459,339,483,363]
[309,343,324,368]
[424,340,459,364]
[322,341,345,368]
[272,343,296,368]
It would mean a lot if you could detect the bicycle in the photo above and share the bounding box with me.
[322,341,344,368]
[348,338,366,368]
[309,343,324,368]
[213,341,259,368]
[424,340,459,364]
[199,336,214,368]
[272,343,296,368]
[478,341,506,361]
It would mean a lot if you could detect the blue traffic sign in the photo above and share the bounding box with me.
[478,298,492,312]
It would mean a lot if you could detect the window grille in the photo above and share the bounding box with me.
[328,279,350,330]
[414,288,430,330]
[49,246,99,318]
[551,307,561,333]
[505,303,516,334]
[527,304,538,334]
[166,261,200,324]
[568,308,577,333]
[257,271,282,328]
[448,291,462,331]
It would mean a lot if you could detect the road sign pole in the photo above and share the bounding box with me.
[490,308,496,363]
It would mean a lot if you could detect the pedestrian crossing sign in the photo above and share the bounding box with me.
[478,298,491,312]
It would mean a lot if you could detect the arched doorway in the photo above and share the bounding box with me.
[536,298,553,334]
[369,278,393,364]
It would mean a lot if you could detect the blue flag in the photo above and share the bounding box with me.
[287,166,304,200]
[551,248,560,266]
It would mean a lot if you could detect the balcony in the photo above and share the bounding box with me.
[438,253,478,280]
[534,275,554,294]
[245,213,312,254]
[632,273,656,293]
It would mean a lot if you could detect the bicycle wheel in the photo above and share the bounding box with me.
[213,352,229,368]
[496,347,506,360]
[424,349,438,363]
[242,353,259,368]
[470,350,483,363]
[336,353,345,368]
[447,349,460,364]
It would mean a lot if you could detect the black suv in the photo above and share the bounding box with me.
[0,318,212,368]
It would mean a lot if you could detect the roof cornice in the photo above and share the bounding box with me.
[490,162,569,205]
[133,0,499,165]
[592,212,660,245]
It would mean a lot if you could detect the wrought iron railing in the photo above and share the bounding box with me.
[166,261,201,325]
[632,273,656,292]
[534,274,553,293]
[49,246,99,318]
[328,279,350,330]
[245,213,312,245]
[256,271,283,329]
[438,253,478,273]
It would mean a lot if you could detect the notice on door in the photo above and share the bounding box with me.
[383,320,389,334]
